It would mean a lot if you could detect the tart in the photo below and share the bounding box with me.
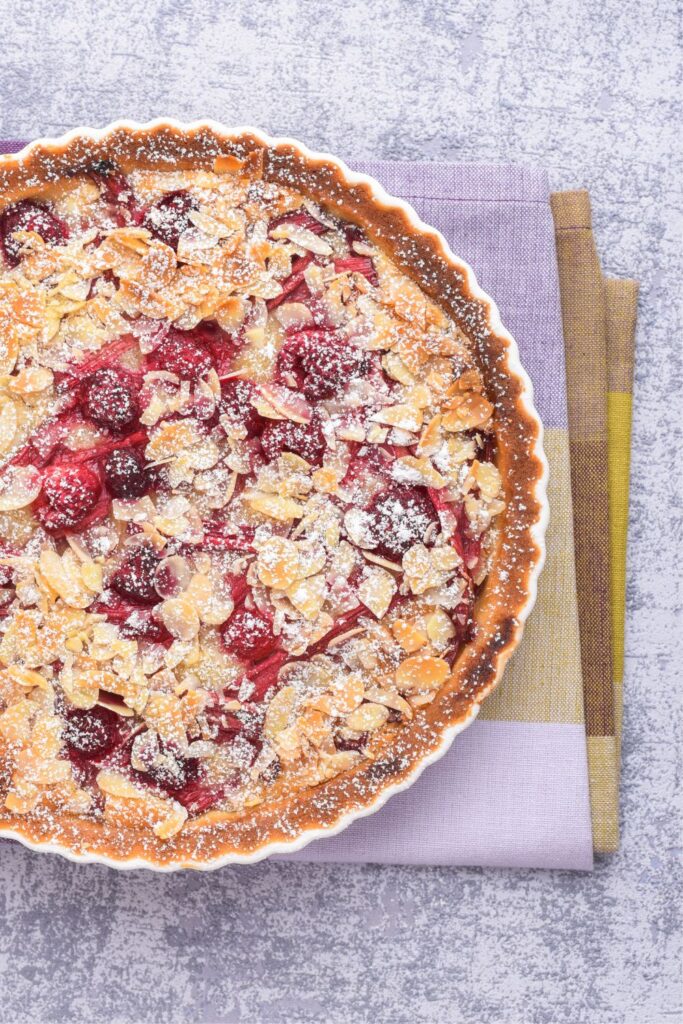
[0,122,547,868]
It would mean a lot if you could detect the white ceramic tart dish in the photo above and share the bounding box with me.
[0,121,548,870]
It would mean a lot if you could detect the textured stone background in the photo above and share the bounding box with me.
[0,1,680,1022]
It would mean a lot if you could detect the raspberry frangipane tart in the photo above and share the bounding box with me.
[0,123,546,868]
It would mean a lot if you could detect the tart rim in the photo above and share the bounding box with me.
[0,120,549,870]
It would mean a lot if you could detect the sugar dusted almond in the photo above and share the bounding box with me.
[370,403,423,432]
[426,609,457,646]
[442,392,493,432]
[471,459,502,501]
[0,465,42,511]
[264,685,296,739]
[391,617,428,653]
[245,492,305,522]
[153,801,188,840]
[257,383,312,424]
[318,749,361,781]
[345,701,389,732]
[287,573,327,620]
[6,666,49,692]
[38,549,93,609]
[273,302,313,330]
[309,674,365,716]
[393,455,446,489]
[0,396,19,454]
[270,223,332,255]
[395,653,450,692]
[382,350,415,385]
[158,597,200,641]
[357,567,396,620]
[416,414,443,456]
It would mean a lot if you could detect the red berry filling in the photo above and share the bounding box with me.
[80,367,140,433]
[110,544,161,605]
[0,200,69,267]
[260,413,326,465]
[103,448,149,498]
[219,378,264,436]
[37,465,102,532]
[63,705,122,761]
[149,328,215,379]
[277,332,366,401]
[220,605,277,662]
[143,190,198,249]
[365,485,439,560]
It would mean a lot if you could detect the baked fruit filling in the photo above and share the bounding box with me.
[0,154,504,841]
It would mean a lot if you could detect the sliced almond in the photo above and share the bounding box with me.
[287,573,327,620]
[345,701,389,732]
[264,685,296,739]
[395,653,450,692]
[0,465,42,511]
[391,617,428,653]
[245,492,305,522]
[158,597,200,641]
[370,403,423,432]
[357,567,396,620]
[442,392,493,432]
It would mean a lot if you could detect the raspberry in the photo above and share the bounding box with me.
[80,368,139,433]
[63,705,121,760]
[220,606,276,661]
[149,329,214,379]
[219,378,264,436]
[366,485,439,560]
[143,189,198,249]
[38,465,101,531]
[260,414,326,465]
[110,544,160,605]
[103,448,149,499]
[0,200,69,267]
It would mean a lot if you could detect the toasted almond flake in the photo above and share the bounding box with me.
[38,549,93,609]
[245,493,305,522]
[0,396,19,454]
[442,392,494,432]
[357,567,396,620]
[0,465,42,511]
[318,749,361,780]
[395,653,450,692]
[273,302,314,330]
[364,685,413,719]
[345,701,389,732]
[264,685,296,739]
[257,383,312,424]
[7,366,54,395]
[382,351,415,385]
[362,551,403,572]
[270,223,333,255]
[287,573,327,620]
[426,609,457,646]
[370,403,423,432]
[158,597,200,641]
[6,665,49,691]
[97,696,135,717]
[470,458,502,501]
[309,674,365,716]
[391,618,428,653]
[154,803,188,839]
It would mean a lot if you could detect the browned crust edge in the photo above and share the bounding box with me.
[0,121,548,869]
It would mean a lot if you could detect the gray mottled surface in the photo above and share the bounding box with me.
[0,1,681,1022]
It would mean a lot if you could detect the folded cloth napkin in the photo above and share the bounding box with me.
[0,145,635,869]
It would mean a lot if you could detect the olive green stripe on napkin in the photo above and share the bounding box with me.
[550,190,614,743]
[480,428,584,725]
[605,278,638,750]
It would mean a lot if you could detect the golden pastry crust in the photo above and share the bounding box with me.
[0,123,547,868]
